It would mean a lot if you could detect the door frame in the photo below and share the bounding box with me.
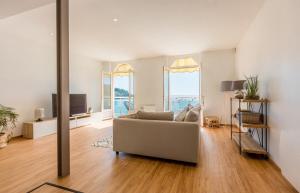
[112,72,135,117]
[102,72,113,120]
[163,66,201,112]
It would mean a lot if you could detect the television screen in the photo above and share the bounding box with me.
[52,94,87,117]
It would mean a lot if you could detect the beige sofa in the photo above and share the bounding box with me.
[113,111,200,163]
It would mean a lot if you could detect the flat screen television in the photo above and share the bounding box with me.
[52,94,87,117]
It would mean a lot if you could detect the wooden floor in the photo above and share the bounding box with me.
[0,122,297,193]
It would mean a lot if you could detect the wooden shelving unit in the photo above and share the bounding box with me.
[230,98,269,156]
[232,133,267,155]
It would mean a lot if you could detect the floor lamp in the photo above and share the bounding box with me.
[221,81,234,125]
[220,80,246,125]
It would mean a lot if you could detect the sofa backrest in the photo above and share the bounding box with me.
[136,111,174,121]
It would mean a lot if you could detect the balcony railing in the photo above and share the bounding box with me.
[114,97,134,117]
[114,95,199,117]
[170,95,199,113]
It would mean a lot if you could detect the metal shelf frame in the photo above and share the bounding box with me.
[230,98,269,155]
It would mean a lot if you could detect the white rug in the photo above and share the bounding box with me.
[92,136,113,149]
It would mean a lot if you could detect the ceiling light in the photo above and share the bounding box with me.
[50,32,54,36]
[113,18,119,22]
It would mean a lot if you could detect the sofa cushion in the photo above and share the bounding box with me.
[190,105,201,113]
[174,105,193,122]
[184,105,201,122]
[174,109,188,122]
[136,111,174,121]
[184,110,199,122]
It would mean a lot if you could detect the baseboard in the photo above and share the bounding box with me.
[269,157,281,172]
[217,125,298,192]
[268,157,299,192]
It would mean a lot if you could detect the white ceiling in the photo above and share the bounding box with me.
[0,0,265,61]
[69,0,264,61]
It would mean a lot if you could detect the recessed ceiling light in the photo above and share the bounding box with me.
[113,18,119,22]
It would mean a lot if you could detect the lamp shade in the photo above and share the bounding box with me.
[35,108,45,121]
[232,80,246,90]
[220,81,234,91]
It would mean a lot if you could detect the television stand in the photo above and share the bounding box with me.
[23,113,93,139]
[69,113,91,120]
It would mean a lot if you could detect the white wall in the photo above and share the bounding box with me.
[103,50,236,122]
[104,54,203,112]
[70,54,102,112]
[201,49,236,124]
[103,56,166,112]
[0,23,55,136]
[0,5,102,136]
[236,0,300,191]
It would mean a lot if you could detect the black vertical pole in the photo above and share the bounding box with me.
[261,102,264,148]
[230,98,232,139]
[265,100,268,153]
[239,99,242,154]
[57,0,70,177]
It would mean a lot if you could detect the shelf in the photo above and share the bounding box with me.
[242,99,268,103]
[232,133,267,155]
[231,98,268,103]
[242,123,269,129]
[232,117,268,129]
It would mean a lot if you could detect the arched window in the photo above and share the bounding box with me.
[164,57,201,112]
[166,57,199,73]
[113,64,134,117]
[113,63,134,76]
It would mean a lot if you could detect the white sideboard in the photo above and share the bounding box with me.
[23,112,102,139]
[23,118,57,139]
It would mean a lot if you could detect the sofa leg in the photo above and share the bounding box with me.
[115,151,119,155]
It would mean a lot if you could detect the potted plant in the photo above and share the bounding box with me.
[0,105,18,148]
[245,75,259,100]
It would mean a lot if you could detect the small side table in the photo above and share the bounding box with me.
[205,116,220,128]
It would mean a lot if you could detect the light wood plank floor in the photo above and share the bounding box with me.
[0,123,297,193]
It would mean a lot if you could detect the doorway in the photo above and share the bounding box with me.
[164,58,201,113]
[102,64,134,118]
[113,73,134,117]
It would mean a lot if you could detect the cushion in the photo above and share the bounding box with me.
[174,109,188,122]
[187,104,193,110]
[190,105,201,113]
[136,111,174,121]
[174,105,193,122]
[184,110,199,122]
[184,105,201,122]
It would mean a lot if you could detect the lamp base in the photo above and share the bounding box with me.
[235,95,244,99]
[35,118,43,122]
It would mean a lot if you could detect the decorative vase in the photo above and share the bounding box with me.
[0,132,8,148]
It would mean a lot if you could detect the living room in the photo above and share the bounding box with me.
[0,0,299,192]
